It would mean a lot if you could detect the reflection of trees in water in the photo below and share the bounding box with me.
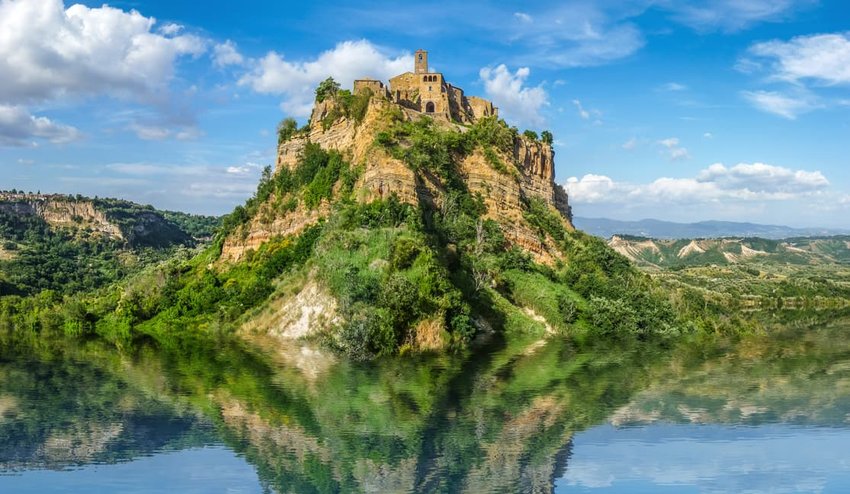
[0,354,212,471]
[2,319,848,492]
[198,336,664,493]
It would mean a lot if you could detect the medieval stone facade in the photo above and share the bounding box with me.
[353,49,498,124]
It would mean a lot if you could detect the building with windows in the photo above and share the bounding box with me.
[354,49,498,124]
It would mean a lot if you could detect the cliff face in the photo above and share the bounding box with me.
[0,193,191,248]
[0,195,122,239]
[221,95,573,264]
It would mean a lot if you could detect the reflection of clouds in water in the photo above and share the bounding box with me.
[556,424,850,493]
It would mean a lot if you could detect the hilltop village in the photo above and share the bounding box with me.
[354,49,498,123]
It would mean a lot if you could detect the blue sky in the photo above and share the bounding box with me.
[1,0,849,227]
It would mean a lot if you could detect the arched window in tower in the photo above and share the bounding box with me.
[425,101,435,113]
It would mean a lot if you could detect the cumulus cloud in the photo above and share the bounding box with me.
[158,23,184,36]
[748,33,850,85]
[0,0,206,104]
[239,40,412,118]
[622,137,638,151]
[662,0,812,32]
[0,105,81,147]
[564,162,829,206]
[0,0,207,146]
[741,90,819,119]
[213,40,245,68]
[696,162,828,193]
[480,65,548,127]
[659,137,690,161]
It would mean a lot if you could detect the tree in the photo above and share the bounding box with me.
[541,130,554,145]
[315,77,340,103]
[523,130,539,141]
[277,117,298,144]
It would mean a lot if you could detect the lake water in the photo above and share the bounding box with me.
[1,320,849,493]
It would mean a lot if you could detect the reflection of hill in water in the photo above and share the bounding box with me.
[0,355,213,472]
[2,320,849,492]
[611,321,850,428]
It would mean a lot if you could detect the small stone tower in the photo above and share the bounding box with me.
[414,49,428,74]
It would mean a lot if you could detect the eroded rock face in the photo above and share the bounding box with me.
[0,194,122,240]
[221,199,329,261]
[225,93,573,265]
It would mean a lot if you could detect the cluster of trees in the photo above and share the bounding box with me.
[0,210,175,297]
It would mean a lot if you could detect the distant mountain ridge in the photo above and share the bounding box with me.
[607,235,850,269]
[575,217,849,240]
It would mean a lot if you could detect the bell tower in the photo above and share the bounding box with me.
[414,49,428,74]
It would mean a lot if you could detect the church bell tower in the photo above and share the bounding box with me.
[414,49,428,74]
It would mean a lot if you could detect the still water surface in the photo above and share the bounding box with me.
[1,320,849,493]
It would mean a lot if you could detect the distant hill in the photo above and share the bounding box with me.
[575,217,848,240]
[608,235,850,269]
[0,191,220,296]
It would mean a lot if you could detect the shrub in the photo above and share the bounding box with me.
[557,294,579,324]
[588,296,638,336]
[523,130,539,141]
[390,237,421,270]
[315,77,340,102]
[541,130,554,145]
[277,118,298,145]
[379,273,420,328]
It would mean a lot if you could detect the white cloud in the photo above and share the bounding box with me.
[703,132,713,139]
[129,124,171,141]
[480,65,548,127]
[512,8,644,68]
[564,174,617,203]
[100,160,265,206]
[213,40,245,68]
[573,99,590,120]
[741,90,819,119]
[0,105,81,147]
[696,162,828,193]
[659,137,690,161]
[564,162,829,206]
[239,40,412,118]
[514,12,532,23]
[128,122,202,141]
[0,0,207,145]
[663,0,811,32]
[158,23,184,36]
[0,0,206,105]
[662,82,687,91]
[748,33,850,86]
[622,137,638,151]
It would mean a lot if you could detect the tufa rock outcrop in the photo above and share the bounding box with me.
[221,50,573,265]
[0,192,192,248]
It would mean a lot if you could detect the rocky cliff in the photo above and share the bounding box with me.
[0,193,193,248]
[221,94,573,264]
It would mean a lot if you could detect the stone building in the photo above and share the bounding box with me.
[353,49,498,124]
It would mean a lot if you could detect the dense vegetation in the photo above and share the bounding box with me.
[0,209,180,297]
[1,82,842,361]
[0,194,219,299]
